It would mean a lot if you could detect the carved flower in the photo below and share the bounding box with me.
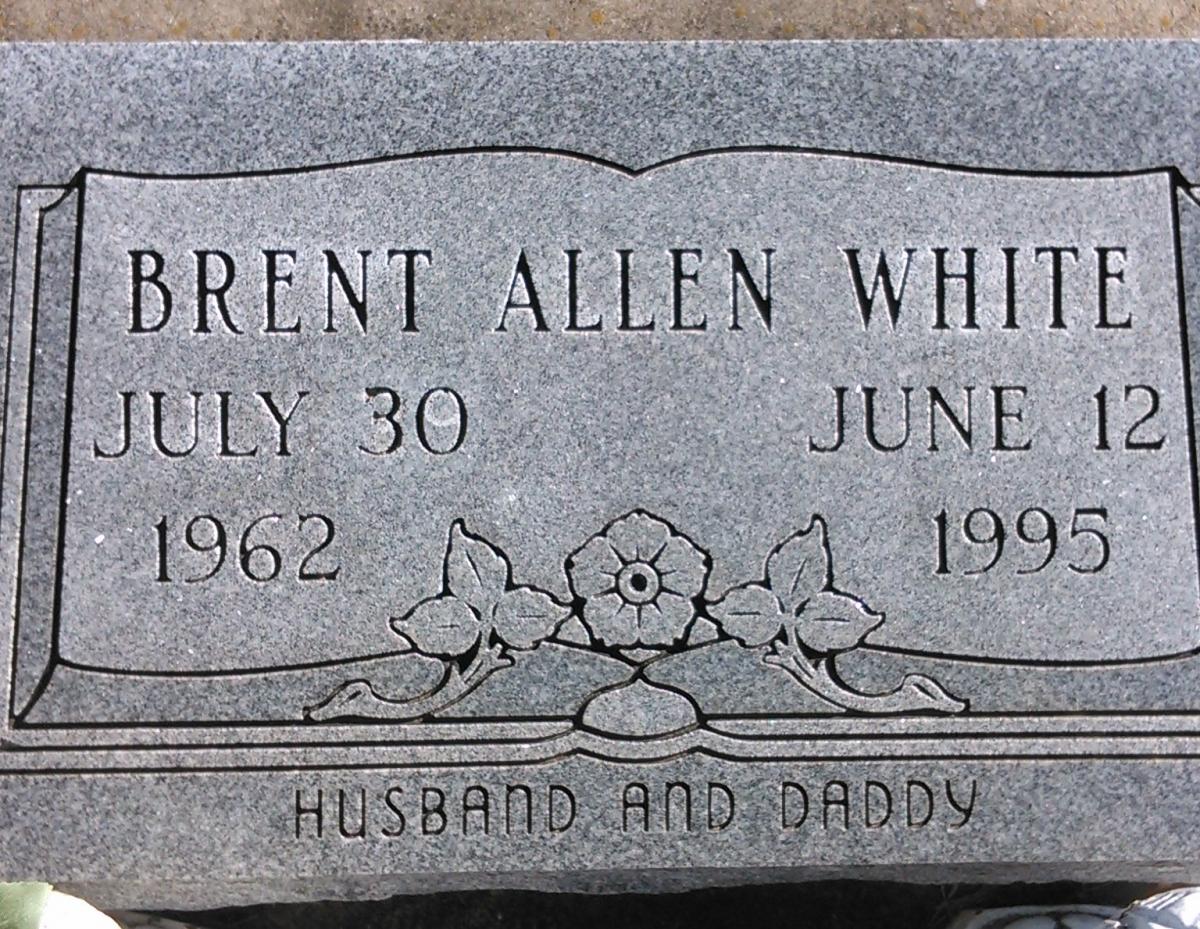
[566,510,710,647]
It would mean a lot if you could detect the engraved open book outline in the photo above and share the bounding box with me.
[4,146,1200,772]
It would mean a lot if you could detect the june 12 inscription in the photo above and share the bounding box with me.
[13,39,1200,903]
[4,149,1200,756]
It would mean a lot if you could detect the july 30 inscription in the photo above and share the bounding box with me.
[6,149,1200,741]
[5,40,1200,906]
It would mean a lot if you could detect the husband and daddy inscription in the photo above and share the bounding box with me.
[3,42,1200,905]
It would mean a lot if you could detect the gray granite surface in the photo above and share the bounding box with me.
[3,41,1200,908]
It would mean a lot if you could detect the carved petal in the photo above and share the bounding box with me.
[605,511,671,562]
[637,591,693,645]
[567,535,621,597]
[583,592,639,646]
[655,535,709,598]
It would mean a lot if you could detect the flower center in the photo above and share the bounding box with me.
[617,561,661,604]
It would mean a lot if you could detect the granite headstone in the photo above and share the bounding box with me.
[2,40,1200,908]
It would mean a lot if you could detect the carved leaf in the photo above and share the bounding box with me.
[898,673,968,714]
[791,591,883,655]
[493,586,571,650]
[709,582,787,647]
[444,519,511,615]
[766,516,832,612]
[393,594,482,658]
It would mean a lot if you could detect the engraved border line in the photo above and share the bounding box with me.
[6,150,1200,750]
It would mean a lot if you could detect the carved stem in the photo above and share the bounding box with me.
[304,643,513,722]
[763,633,966,715]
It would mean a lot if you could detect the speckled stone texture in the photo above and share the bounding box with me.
[5,43,1200,910]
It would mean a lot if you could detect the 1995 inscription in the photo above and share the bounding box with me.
[15,41,1200,902]
[99,238,1144,584]
[6,147,1199,746]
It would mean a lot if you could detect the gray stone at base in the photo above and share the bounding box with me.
[4,41,1200,908]
[948,888,1200,929]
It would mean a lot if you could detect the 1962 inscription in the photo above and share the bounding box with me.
[107,241,1135,583]
[4,148,1199,758]
[17,43,1200,904]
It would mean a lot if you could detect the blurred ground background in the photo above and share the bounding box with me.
[172,881,1166,929]
[2,0,1200,40]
